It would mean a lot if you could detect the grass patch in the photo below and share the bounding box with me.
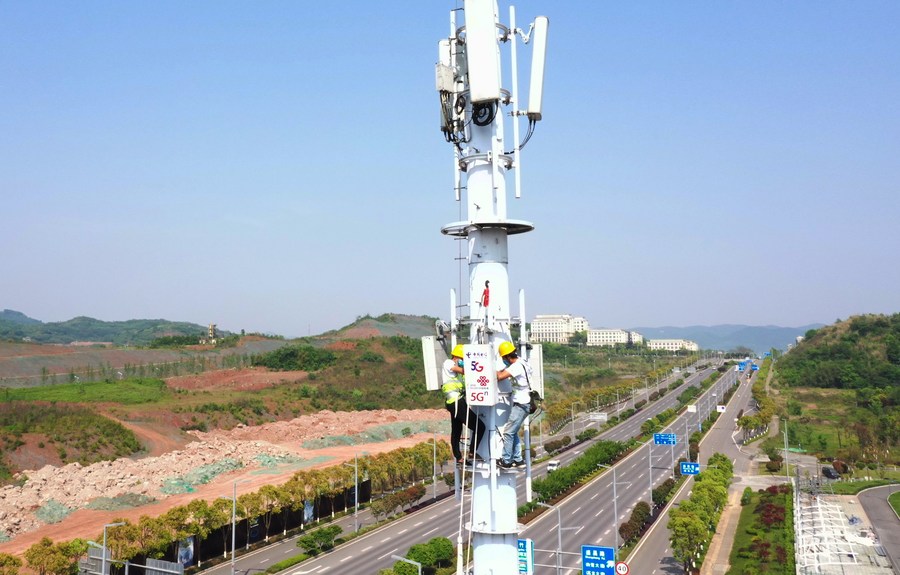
[890,491,900,516]
[726,485,794,575]
[3,378,172,404]
[828,480,897,495]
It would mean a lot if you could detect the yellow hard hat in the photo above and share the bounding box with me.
[451,344,464,358]
[498,341,516,357]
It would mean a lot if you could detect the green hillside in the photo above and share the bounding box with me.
[777,313,900,391]
[0,311,216,345]
[773,313,899,463]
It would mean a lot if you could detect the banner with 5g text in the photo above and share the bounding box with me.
[462,344,498,406]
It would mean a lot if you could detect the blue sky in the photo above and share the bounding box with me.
[2,1,898,337]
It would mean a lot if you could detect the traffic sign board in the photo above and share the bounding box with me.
[751,364,759,371]
[582,545,615,575]
[517,538,534,575]
[653,433,677,445]
[615,562,629,575]
[680,461,701,475]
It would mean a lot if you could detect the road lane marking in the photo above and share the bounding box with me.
[377,549,399,560]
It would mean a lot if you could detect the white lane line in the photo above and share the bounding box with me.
[377,548,399,560]
[361,546,372,553]
[398,529,408,534]
[339,556,352,563]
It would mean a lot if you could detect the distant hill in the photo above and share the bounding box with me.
[323,313,438,339]
[0,309,41,325]
[629,323,823,354]
[0,310,215,346]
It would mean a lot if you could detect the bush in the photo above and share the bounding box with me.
[765,460,782,472]
[741,487,753,506]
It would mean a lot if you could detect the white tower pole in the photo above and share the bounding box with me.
[434,2,548,573]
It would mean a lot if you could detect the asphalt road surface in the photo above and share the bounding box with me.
[857,485,900,575]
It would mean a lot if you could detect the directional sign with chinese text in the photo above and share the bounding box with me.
[680,461,701,475]
[517,538,534,575]
[582,545,615,575]
[653,433,677,445]
[463,344,497,406]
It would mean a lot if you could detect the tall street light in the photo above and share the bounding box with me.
[102,522,125,575]
[571,400,584,440]
[342,454,359,533]
[537,502,563,575]
[429,433,438,500]
[390,555,422,575]
[219,479,250,575]
[597,464,630,560]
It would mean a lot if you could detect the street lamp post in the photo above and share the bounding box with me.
[597,464,629,560]
[538,502,563,575]
[391,555,422,575]
[570,401,583,440]
[342,455,359,533]
[102,522,125,575]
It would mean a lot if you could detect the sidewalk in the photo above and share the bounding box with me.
[701,486,742,575]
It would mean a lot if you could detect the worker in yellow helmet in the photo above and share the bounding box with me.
[442,344,485,465]
[496,340,533,469]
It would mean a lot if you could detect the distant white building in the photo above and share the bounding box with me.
[531,314,590,344]
[586,329,644,347]
[647,338,699,352]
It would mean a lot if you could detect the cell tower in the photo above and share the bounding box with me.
[422,1,549,574]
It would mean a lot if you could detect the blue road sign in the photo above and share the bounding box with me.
[582,545,615,575]
[517,539,534,575]
[751,364,759,371]
[653,433,677,445]
[764,351,771,357]
[680,461,701,475]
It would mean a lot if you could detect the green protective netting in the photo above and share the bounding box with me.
[161,458,244,494]
[35,499,74,524]
[0,532,9,543]
[250,455,334,475]
[255,453,306,467]
[86,493,157,511]
[301,420,450,449]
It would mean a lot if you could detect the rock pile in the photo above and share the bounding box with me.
[0,408,444,540]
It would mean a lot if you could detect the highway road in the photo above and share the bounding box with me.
[520,367,744,574]
[200,363,728,575]
[626,368,758,575]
